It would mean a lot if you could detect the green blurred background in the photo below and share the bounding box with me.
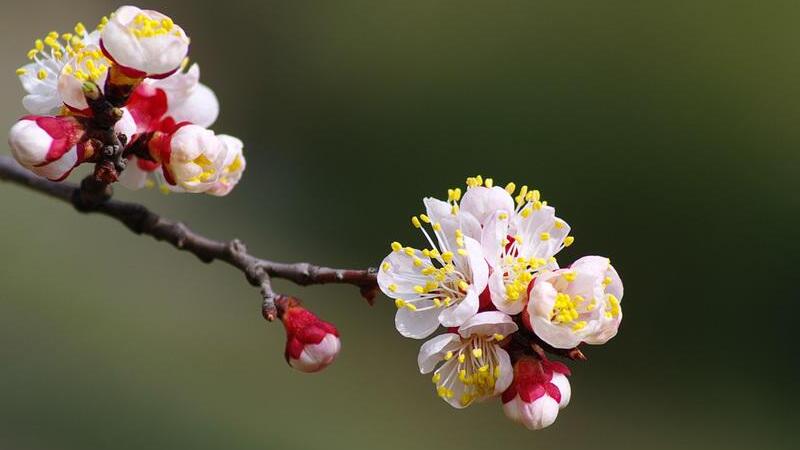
[2,1,799,448]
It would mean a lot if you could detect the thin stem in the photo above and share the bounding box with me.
[0,154,378,317]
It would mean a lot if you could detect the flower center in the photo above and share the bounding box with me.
[432,335,505,407]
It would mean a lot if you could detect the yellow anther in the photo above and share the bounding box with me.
[406,303,418,312]
[411,216,421,228]
[453,188,462,201]
[554,220,565,229]
[388,283,398,292]
[472,348,483,358]
[494,366,501,379]
[458,280,469,291]
[475,175,483,186]
[34,39,44,51]
[572,321,587,331]
[564,271,576,282]
[442,252,454,263]
[444,351,454,361]
[432,223,442,231]
[413,257,423,267]
[74,22,86,36]
[493,333,505,341]
[413,285,425,294]
[540,232,551,241]
[505,182,516,194]
[513,234,523,244]
[478,364,489,372]
[382,262,391,272]
[37,69,47,80]
[451,204,459,215]
[443,297,452,306]
[460,393,472,407]
[419,213,431,223]
[457,248,468,256]
[498,212,508,220]
[603,276,612,286]
[458,353,466,363]
[394,298,406,309]
[520,208,531,218]
[391,241,402,252]
[564,236,575,247]
[433,298,442,308]
[484,178,493,188]
[16,68,26,75]
[404,247,415,256]
[432,373,441,383]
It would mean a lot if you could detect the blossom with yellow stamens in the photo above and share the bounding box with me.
[525,256,623,349]
[418,312,517,408]
[377,199,490,338]
[100,6,190,78]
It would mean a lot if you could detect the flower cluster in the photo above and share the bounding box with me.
[379,176,624,429]
[8,5,245,195]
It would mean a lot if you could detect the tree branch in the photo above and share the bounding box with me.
[0,154,378,319]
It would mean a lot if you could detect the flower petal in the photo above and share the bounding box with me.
[417,333,461,373]
[457,311,518,338]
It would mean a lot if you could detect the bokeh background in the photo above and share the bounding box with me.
[2,1,799,449]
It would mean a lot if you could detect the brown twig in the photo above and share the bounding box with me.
[0,154,378,319]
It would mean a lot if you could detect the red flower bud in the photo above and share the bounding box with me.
[278,297,341,373]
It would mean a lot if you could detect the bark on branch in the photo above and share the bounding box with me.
[0,154,378,319]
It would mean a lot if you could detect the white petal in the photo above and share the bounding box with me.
[118,158,150,190]
[522,396,560,430]
[439,287,479,327]
[493,347,514,394]
[489,270,526,315]
[8,119,52,167]
[457,311,518,338]
[417,333,461,373]
[460,186,515,227]
[464,236,488,292]
[528,274,558,319]
[377,250,434,300]
[529,316,585,349]
[33,147,78,181]
[551,373,571,409]
[395,306,441,339]
[168,83,219,128]
[480,210,511,268]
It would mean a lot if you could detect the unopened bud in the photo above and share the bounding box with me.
[277,297,341,373]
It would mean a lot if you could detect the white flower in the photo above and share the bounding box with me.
[526,256,623,349]
[147,63,219,127]
[155,124,228,193]
[461,181,573,315]
[378,201,490,338]
[502,358,571,430]
[17,24,102,114]
[418,311,517,408]
[206,135,246,196]
[100,6,190,78]
[8,115,85,180]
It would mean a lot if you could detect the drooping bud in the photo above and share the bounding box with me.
[277,297,341,373]
[501,357,571,430]
[8,115,85,181]
[100,6,190,79]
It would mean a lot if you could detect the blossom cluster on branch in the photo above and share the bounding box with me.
[378,176,624,429]
[3,5,626,432]
[9,5,244,195]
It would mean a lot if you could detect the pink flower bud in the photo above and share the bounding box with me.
[8,115,85,181]
[278,298,341,373]
[501,358,571,430]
